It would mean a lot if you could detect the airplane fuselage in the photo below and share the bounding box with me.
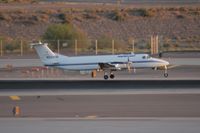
[45,53,168,71]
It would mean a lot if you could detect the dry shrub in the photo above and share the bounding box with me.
[83,12,100,20]
[112,9,129,21]
[129,8,155,17]
[40,9,58,15]
[0,0,38,3]
[58,13,66,21]
[94,8,104,13]
[0,0,13,3]
[13,13,40,25]
[179,7,188,12]
[176,14,185,19]
[149,8,157,13]
[74,15,83,22]
[0,12,12,22]
[81,8,101,20]
[191,11,200,16]
[173,11,184,18]
[37,14,49,23]
[58,13,74,24]
[15,9,28,14]
[167,7,179,11]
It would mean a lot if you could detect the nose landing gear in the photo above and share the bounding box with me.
[164,73,168,77]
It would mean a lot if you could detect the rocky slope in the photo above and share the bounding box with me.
[0,3,199,42]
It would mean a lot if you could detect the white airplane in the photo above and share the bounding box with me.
[31,42,169,79]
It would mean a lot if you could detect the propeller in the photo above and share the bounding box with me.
[127,57,133,73]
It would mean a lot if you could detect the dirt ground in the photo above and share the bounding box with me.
[0,2,200,41]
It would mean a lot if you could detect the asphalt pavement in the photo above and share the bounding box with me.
[1,118,200,133]
[1,93,200,117]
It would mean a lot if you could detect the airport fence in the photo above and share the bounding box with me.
[0,37,200,57]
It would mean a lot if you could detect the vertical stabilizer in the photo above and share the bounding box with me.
[31,42,58,64]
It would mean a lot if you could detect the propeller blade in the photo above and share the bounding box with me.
[127,57,132,73]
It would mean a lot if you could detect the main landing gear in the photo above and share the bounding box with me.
[164,66,168,78]
[104,72,115,80]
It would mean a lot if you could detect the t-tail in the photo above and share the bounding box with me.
[30,42,60,65]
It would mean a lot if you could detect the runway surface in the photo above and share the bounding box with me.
[0,65,200,80]
[1,118,200,133]
[0,57,200,132]
[1,93,200,117]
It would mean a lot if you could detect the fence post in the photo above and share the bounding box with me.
[117,0,122,9]
[132,39,135,53]
[0,40,3,56]
[57,40,60,54]
[75,39,77,55]
[20,40,23,56]
[151,36,154,54]
[151,35,159,55]
[155,35,159,54]
[112,39,115,54]
[95,40,98,55]
[160,35,163,52]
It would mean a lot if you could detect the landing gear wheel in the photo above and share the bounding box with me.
[110,74,115,79]
[104,75,109,80]
[164,73,168,78]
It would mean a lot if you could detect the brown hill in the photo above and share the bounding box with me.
[0,3,200,43]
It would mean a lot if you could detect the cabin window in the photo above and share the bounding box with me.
[142,55,150,59]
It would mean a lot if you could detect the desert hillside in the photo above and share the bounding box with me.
[0,3,200,43]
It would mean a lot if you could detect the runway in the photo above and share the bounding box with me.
[0,58,200,132]
[1,118,200,133]
[1,93,200,117]
[0,65,200,80]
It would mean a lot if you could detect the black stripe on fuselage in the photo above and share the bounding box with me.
[45,60,161,67]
